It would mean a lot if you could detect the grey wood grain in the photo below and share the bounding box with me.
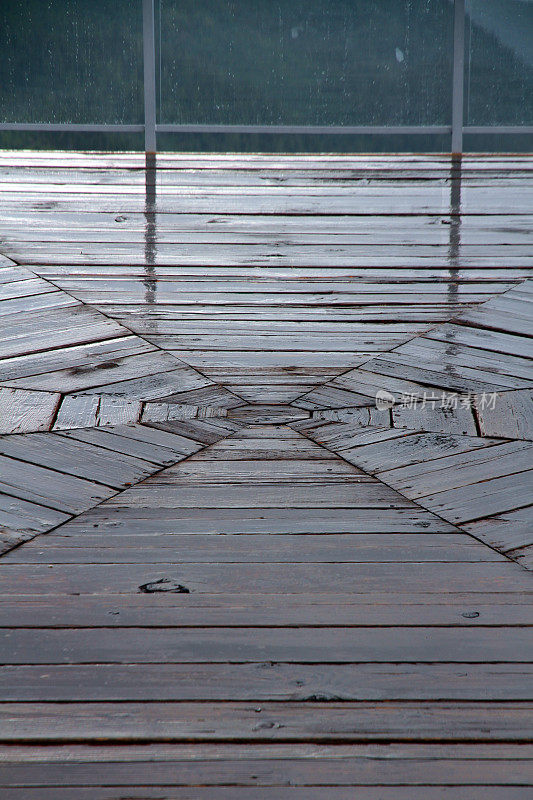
[0,701,530,743]
[0,746,532,788]
[0,388,59,434]
[0,786,529,799]
[3,532,498,564]
[0,432,159,490]
[0,591,528,627]
[476,390,533,440]
[0,561,528,595]
[0,153,532,787]
[0,663,529,701]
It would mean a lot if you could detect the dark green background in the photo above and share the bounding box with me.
[1,0,531,151]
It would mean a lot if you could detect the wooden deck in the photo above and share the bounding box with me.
[0,151,531,797]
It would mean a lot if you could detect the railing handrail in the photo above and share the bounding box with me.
[1,0,532,153]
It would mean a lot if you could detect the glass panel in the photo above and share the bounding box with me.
[156,131,449,153]
[465,0,533,125]
[0,0,143,124]
[0,130,144,151]
[158,0,453,126]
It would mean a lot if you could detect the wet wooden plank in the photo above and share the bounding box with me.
[58,504,451,534]
[1,186,533,216]
[391,405,477,436]
[75,368,215,401]
[420,471,532,525]
[465,507,533,568]
[31,263,533,282]
[2,625,532,664]
[0,746,532,786]
[99,480,410,509]
[0,432,159,490]
[57,424,203,461]
[379,442,533,498]
[0,701,530,743]
[0,663,529,701]
[297,427,498,464]
[0,153,531,789]
[4,223,533,248]
[0,786,529,799]
[476,390,533,440]
[0,311,127,361]
[0,592,528,627]
[0,561,528,595]
[297,279,533,409]
[141,402,228,424]
[38,278,515,299]
[0,454,115,514]
[0,388,60,434]
[0,494,69,537]
[1,339,172,392]
[3,532,498,564]
[53,395,142,430]
[0,278,51,301]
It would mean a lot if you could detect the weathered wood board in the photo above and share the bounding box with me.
[0,153,531,796]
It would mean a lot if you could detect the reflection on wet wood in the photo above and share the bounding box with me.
[0,153,531,796]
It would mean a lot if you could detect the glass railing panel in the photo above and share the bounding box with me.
[158,0,454,126]
[465,0,533,125]
[0,0,144,124]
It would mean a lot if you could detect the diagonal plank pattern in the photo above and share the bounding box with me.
[0,153,531,797]
[294,279,533,567]
[298,280,533,410]
[0,391,239,436]
[0,417,246,555]
[0,253,240,405]
[2,153,531,403]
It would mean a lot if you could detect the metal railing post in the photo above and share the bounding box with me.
[451,0,466,154]
[143,0,157,153]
